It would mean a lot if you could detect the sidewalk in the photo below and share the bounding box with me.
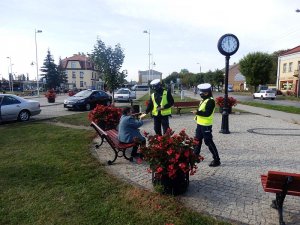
[92,94,300,225]
[184,90,300,125]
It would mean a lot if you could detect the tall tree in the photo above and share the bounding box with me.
[239,52,273,91]
[90,39,125,101]
[57,57,68,88]
[41,49,60,89]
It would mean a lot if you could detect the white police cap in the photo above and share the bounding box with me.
[197,83,212,93]
[150,79,161,86]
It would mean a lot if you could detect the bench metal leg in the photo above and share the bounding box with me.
[270,176,293,225]
[271,194,286,225]
[108,148,134,165]
[95,136,104,149]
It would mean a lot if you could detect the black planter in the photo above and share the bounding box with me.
[152,170,189,196]
[47,98,55,103]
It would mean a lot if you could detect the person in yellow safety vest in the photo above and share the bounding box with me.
[145,79,174,136]
[191,83,221,167]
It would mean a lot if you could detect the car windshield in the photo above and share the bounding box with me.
[73,90,92,97]
[117,89,129,94]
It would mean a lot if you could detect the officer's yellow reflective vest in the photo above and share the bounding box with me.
[151,90,172,116]
[195,97,215,126]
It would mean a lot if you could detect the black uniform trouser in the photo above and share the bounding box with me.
[153,115,170,136]
[194,124,220,161]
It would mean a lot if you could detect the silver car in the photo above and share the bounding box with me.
[0,94,41,122]
[114,88,136,102]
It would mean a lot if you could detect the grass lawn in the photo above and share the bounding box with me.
[0,121,230,225]
[239,101,300,114]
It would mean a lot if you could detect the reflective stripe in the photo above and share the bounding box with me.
[151,90,172,116]
[195,97,215,126]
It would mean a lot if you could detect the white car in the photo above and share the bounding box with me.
[0,94,41,122]
[253,90,276,100]
[114,88,136,102]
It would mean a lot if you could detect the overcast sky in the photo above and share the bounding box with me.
[1,0,300,82]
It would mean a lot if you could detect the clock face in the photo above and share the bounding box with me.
[218,34,239,56]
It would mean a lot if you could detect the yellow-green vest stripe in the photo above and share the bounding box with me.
[151,90,172,116]
[196,97,215,126]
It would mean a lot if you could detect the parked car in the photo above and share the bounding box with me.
[253,90,276,100]
[64,89,112,111]
[114,88,136,102]
[0,94,41,122]
[131,85,149,91]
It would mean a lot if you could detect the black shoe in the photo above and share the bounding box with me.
[209,160,221,167]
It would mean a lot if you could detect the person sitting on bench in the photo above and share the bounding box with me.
[118,107,145,159]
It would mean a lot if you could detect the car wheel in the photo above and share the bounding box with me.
[18,110,30,121]
[260,96,264,100]
[271,98,275,100]
[85,103,91,111]
[253,95,256,99]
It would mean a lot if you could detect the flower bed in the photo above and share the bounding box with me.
[215,96,237,108]
[140,129,203,195]
[88,105,122,130]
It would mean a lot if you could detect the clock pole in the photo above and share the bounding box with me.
[217,33,239,134]
[220,55,230,134]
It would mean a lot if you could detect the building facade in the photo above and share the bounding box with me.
[61,53,104,90]
[277,46,300,96]
[228,63,247,91]
[138,70,162,85]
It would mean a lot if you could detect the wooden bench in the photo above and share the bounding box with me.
[261,170,300,225]
[90,122,135,165]
[173,101,200,115]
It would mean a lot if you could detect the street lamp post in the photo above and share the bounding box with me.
[197,62,201,74]
[35,29,42,96]
[143,30,151,84]
[6,57,13,92]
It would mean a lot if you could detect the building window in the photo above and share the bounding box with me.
[80,71,84,79]
[80,81,84,87]
[71,62,76,68]
[288,62,293,72]
[283,63,287,73]
[72,71,76,78]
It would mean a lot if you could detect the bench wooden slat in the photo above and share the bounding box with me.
[173,101,200,115]
[91,121,135,165]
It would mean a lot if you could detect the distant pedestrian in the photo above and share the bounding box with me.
[145,79,174,136]
[191,83,221,167]
[193,85,197,96]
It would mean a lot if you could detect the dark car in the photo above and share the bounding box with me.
[63,89,112,111]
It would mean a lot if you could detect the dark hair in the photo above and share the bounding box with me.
[122,107,131,115]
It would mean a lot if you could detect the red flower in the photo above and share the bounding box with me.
[215,96,237,108]
[156,167,163,173]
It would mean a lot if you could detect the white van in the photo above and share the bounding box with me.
[131,85,149,91]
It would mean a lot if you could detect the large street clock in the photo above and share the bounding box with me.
[217,34,239,56]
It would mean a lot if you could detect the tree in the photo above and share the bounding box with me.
[57,57,68,89]
[41,49,60,89]
[90,39,125,101]
[239,52,274,91]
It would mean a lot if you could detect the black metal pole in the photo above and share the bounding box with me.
[220,55,230,134]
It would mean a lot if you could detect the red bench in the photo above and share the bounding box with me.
[261,171,300,225]
[173,101,200,115]
[91,121,135,165]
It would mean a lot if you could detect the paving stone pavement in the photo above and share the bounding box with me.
[91,111,300,225]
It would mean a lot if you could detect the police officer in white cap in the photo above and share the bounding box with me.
[191,83,221,167]
[145,79,174,135]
